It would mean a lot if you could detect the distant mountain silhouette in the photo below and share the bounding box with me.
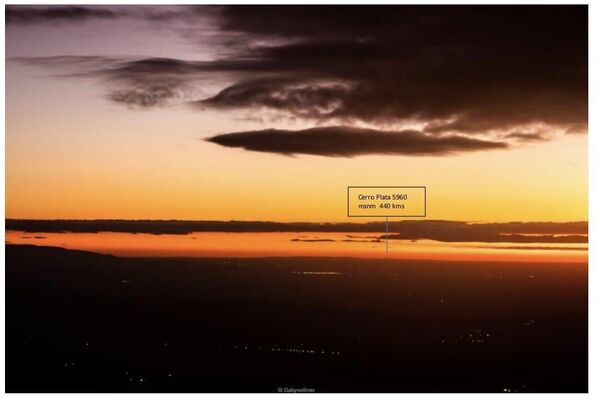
[5,219,588,243]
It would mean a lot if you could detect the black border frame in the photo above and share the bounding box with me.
[347,186,427,217]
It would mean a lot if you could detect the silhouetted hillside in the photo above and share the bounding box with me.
[6,244,588,392]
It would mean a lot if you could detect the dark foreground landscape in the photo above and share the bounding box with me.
[5,244,587,392]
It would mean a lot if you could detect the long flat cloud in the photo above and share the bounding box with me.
[206,126,507,156]
[6,219,588,244]
[6,6,118,24]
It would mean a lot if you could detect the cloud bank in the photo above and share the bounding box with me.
[11,5,588,156]
[6,219,588,244]
[6,6,118,24]
[206,126,507,156]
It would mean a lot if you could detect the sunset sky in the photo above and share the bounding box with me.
[5,5,587,223]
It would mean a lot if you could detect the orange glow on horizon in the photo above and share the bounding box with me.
[6,231,588,264]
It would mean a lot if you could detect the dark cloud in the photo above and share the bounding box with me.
[13,5,587,154]
[15,55,266,108]
[383,221,588,243]
[206,126,507,157]
[386,233,587,244]
[6,6,117,24]
[107,81,187,108]
[199,78,353,118]
[462,245,588,251]
[565,123,588,135]
[4,5,205,25]
[505,132,549,142]
[6,219,588,244]
[292,238,379,243]
[468,221,587,234]
[291,238,336,242]
[200,5,587,135]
